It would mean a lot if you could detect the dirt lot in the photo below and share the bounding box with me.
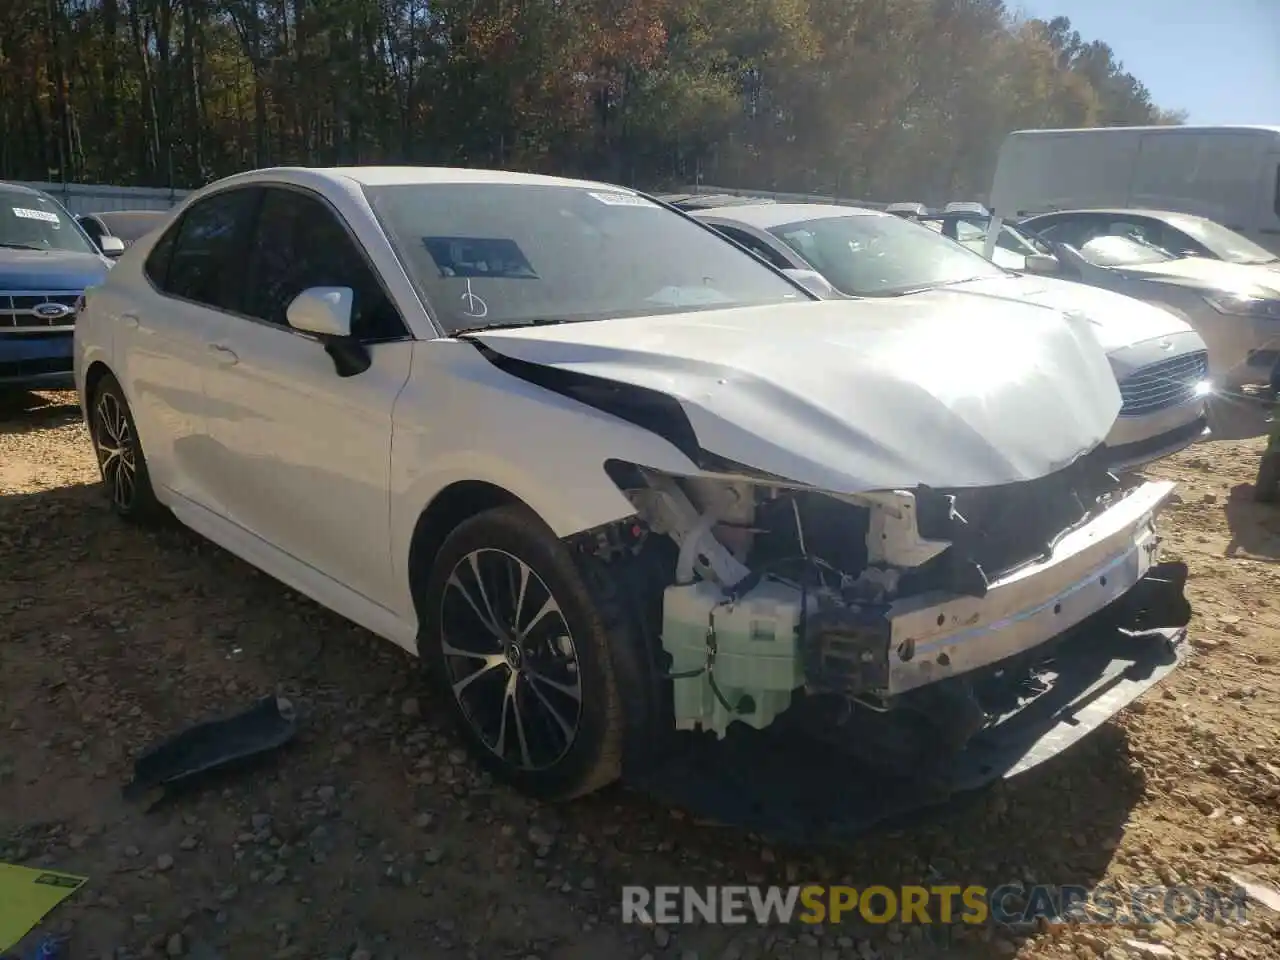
[2,390,1280,960]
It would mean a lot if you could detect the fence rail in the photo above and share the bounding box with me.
[7,180,193,214]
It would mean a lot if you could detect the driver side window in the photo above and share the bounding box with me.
[1035,218,1095,248]
[78,217,105,245]
[713,225,793,270]
[242,187,406,342]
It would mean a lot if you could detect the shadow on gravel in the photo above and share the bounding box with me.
[1225,482,1280,561]
[1207,394,1271,443]
[0,389,81,432]
[0,478,1153,958]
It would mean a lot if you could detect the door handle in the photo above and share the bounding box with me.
[207,343,239,365]
[120,311,139,329]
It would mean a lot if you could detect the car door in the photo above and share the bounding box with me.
[198,184,413,609]
[118,187,262,513]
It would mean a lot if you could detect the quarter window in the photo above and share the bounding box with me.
[164,188,261,311]
[243,188,405,341]
[144,221,178,288]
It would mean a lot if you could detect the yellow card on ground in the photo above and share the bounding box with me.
[0,862,87,952]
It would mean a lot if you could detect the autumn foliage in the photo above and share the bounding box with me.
[0,0,1182,200]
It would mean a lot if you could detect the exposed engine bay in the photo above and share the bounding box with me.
[578,451,1189,784]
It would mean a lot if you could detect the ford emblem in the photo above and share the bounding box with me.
[34,302,73,319]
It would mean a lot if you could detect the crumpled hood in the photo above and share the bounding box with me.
[945,274,1197,353]
[470,297,1122,492]
[1116,257,1280,297]
[0,249,110,291]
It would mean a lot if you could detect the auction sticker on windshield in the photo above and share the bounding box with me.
[588,191,657,207]
[12,207,60,224]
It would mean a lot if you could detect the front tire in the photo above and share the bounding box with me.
[420,505,626,800]
[89,372,166,523]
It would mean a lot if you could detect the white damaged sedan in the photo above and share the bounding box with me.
[74,167,1189,824]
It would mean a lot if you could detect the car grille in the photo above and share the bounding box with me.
[1117,350,1209,416]
[0,292,81,330]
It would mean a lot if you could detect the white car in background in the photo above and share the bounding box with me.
[693,202,1212,471]
[1017,211,1280,393]
[1020,209,1280,272]
[73,166,1187,812]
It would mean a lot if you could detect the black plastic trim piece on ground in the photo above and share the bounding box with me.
[123,696,298,805]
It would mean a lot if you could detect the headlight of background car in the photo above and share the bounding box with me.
[1203,293,1280,319]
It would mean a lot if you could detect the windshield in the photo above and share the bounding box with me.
[363,183,807,332]
[0,189,97,254]
[1077,235,1175,267]
[1164,214,1278,265]
[767,213,1006,296]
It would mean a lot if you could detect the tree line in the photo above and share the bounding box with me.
[0,0,1183,202]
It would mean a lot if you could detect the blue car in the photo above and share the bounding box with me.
[1,181,117,392]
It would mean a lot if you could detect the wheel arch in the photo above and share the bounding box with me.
[406,479,532,650]
[82,358,115,409]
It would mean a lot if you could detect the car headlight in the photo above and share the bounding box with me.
[1203,294,1280,319]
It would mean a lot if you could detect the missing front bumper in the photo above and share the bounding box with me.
[626,562,1190,843]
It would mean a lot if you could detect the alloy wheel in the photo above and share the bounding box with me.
[93,390,137,510]
[439,548,583,771]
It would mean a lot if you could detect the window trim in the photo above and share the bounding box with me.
[143,182,412,345]
[1273,163,1280,219]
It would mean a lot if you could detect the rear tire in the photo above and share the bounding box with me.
[89,372,167,524]
[419,504,629,800]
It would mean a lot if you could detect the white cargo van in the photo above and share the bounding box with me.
[989,126,1280,255]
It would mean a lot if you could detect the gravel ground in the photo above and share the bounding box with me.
[2,389,1280,960]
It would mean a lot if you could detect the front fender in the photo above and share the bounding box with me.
[388,341,703,619]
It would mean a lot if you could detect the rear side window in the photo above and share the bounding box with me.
[163,188,261,311]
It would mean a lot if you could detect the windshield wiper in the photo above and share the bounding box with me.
[890,276,991,296]
[452,317,575,337]
[0,242,45,251]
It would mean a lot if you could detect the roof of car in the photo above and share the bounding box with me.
[692,202,883,230]
[0,181,46,197]
[1025,208,1210,224]
[660,193,775,211]
[209,165,625,192]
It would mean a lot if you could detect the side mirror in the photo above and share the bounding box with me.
[782,268,842,299]
[99,235,126,258]
[1022,254,1061,276]
[285,286,370,377]
[287,286,354,336]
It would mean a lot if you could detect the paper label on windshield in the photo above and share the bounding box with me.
[13,207,59,224]
[588,191,656,208]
